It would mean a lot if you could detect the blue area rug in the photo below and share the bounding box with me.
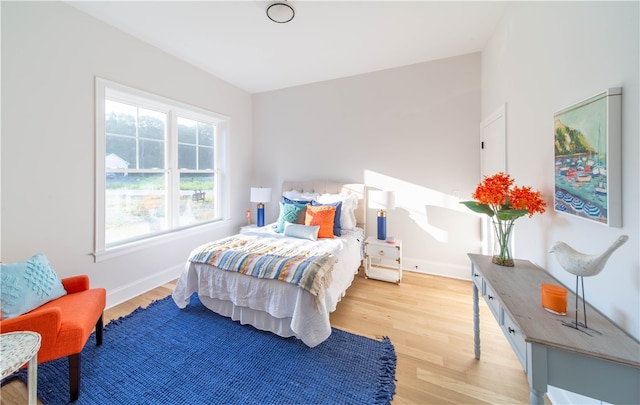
[5,294,396,404]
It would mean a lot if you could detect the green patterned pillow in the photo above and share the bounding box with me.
[275,202,307,233]
[0,253,67,319]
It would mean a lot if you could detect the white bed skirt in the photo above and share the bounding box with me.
[199,293,318,341]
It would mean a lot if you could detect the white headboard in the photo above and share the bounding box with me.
[281,180,366,230]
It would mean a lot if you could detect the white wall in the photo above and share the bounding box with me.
[1,2,253,307]
[253,53,484,279]
[483,0,639,339]
[482,2,639,401]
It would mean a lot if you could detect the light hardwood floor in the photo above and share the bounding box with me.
[2,270,546,404]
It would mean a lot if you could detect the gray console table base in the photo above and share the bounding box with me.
[469,254,640,405]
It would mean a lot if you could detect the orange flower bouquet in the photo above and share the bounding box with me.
[461,172,546,266]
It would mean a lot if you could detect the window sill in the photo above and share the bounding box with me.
[93,220,231,263]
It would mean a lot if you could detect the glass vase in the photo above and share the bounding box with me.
[492,219,515,267]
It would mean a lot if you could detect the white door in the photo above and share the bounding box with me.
[479,105,507,254]
[481,104,507,177]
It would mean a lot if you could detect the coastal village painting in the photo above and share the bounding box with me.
[553,89,621,226]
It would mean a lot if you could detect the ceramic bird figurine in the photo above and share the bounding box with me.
[550,235,629,332]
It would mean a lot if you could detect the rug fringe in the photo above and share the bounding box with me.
[375,336,397,405]
[106,296,173,327]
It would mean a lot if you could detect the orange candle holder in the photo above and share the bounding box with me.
[541,283,568,315]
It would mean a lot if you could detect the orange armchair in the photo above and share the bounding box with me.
[0,275,106,402]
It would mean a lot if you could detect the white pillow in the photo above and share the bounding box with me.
[284,223,320,241]
[316,193,359,230]
[282,190,318,202]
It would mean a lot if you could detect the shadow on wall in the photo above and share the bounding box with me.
[363,170,486,268]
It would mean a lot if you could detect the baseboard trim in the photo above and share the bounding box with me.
[106,263,185,309]
[402,257,470,281]
[547,386,603,405]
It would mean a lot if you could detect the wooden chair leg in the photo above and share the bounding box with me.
[68,353,80,402]
[95,314,104,346]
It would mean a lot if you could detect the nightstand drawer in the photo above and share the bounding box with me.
[367,243,400,262]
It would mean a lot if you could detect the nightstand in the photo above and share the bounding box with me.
[364,237,402,284]
[240,224,256,234]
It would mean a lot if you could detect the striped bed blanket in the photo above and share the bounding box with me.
[188,236,336,307]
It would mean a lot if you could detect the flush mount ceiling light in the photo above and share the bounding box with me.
[266,1,295,23]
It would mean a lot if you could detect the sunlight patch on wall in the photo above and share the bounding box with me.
[363,170,480,244]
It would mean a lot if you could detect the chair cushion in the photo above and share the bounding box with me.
[36,287,106,362]
[0,253,67,319]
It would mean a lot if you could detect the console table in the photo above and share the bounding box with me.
[469,254,640,405]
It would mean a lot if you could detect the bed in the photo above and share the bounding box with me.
[171,181,366,347]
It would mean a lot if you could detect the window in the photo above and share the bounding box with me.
[95,78,228,258]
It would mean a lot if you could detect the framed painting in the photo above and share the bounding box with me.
[553,88,622,227]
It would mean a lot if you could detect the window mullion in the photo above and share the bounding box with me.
[135,108,140,170]
[167,110,180,229]
[213,125,222,219]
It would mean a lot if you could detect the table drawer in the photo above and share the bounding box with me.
[471,268,483,292]
[483,282,501,319]
[501,309,527,371]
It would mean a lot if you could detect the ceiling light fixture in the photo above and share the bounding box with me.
[266,1,295,24]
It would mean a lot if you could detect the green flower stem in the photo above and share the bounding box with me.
[493,218,515,265]
[459,201,528,266]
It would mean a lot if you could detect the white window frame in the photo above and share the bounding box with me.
[94,77,230,262]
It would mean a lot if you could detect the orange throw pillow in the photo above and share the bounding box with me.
[305,205,336,239]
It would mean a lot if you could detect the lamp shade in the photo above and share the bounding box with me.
[266,2,295,23]
[368,190,395,211]
[250,187,272,203]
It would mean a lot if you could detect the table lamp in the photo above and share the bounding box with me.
[250,187,272,227]
[369,190,395,240]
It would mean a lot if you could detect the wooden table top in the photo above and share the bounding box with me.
[469,253,640,369]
